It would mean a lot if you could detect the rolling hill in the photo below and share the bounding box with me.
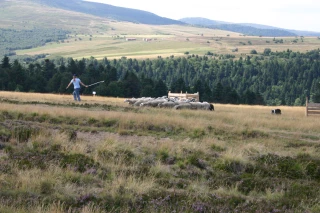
[179,17,230,26]
[180,17,320,37]
[31,0,183,25]
[239,23,320,37]
[213,24,297,37]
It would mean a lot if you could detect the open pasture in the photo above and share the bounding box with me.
[0,92,320,212]
[17,29,320,60]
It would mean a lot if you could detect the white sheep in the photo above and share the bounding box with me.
[175,102,214,111]
[141,98,169,107]
[124,98,138,105]
[133,97,155,106]
[158,101,179,108]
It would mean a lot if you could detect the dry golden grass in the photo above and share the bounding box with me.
[0,202,104,213]
[0,91,125,105]
[1,92,320,212]
[1,92,319,141]
[18,30,320,59]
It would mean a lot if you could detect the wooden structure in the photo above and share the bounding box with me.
[306,97,320,116]
[168,91,199,102]
[126,38,136,41]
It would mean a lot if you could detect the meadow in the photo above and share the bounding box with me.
[16,29,320,60]
[0,91,320,212]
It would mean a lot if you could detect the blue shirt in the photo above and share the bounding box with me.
[71,78,81,89]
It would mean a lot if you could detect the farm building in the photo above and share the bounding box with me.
[126,38,136,41]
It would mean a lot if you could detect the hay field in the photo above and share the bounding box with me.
[1,91,320,212]
[17,27,320,60]
[16,24,239,60]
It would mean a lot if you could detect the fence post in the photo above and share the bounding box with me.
[306,97,308,117]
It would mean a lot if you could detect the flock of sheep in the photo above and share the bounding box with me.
[124,97,214,111]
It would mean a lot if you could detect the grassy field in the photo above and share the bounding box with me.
[16,29,320,60]
[0,91,320,212]
[16,28,320,60]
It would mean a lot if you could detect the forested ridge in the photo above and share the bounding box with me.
[211,24,296,37]
[180,17,320,37]
[1,48,320,106]
[0,28,69,57]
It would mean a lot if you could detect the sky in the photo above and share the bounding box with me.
[86,0,320,32]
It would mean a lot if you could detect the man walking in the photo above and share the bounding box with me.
[66,74,88,101]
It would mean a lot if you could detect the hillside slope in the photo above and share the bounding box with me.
[240,23,320,37]
[181,17,320,37]
[214,24,296,37]
[31,0,183,25]
[180,17,230,26]
[0,0,107,31]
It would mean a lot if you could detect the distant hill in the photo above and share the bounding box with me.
[282,30,320,37]
[238,23,280,30]
[213,24,296,37]
[179,17,230,26]
[32,0,183,25]
[239,23,320,37]
[181,17,320,37]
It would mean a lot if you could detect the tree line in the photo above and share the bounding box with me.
[1,48,320,105]
[0,28,69,57]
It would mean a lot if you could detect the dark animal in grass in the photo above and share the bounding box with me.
[271,109,281,114]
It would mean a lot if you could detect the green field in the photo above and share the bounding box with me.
[16,29,320,60]
[17,35,209,59]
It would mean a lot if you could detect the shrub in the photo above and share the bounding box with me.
[88,117,98,124]
[0,127,11,142]
[224,160,246,174]
[187,152,206,169]
[40,180,54,195]
[305,162,320,180]
[102,119,118,127]
[240,129,268,139]
[60,153,98,173]
[263,48,272,56]
[12,126,39,142]
[250,49,257,54]
[63,129,77,141]
[189,129,206,139]
[157,149,170,163]
[211,144,226,152]
[115,148,135,162]
[98,149,114,161]
[256,154,305,179]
